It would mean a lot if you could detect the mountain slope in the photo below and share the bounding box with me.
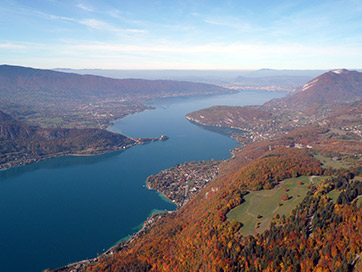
[187,69,362,144]
[265,69,362,110]
[0,111,34,139]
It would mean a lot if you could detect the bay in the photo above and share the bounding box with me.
[0,90,286,271]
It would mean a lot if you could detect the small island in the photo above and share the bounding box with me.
[159,135,169,141]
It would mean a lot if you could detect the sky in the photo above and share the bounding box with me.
[1,0,362,70]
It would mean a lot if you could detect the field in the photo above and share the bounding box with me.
[227,176,324,236]
[313,153,353,169]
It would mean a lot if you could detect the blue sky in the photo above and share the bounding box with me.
[1,0,362,69]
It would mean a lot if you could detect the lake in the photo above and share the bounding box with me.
[0,90,286,271]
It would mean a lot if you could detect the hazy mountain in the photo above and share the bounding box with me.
[54,68,331,91]
[0,65,230,102]
[54,68,247,82]
[242,68,326,78]
[234,75,314,92]
[0,65,233,128]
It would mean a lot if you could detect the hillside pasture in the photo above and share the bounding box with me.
[227,176,323,236]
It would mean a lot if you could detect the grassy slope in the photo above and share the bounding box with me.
[313,153,354,169]
[227,176,325,236]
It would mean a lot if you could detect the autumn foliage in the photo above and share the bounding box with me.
[81,138,362,272]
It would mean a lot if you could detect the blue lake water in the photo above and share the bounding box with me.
[0,90,286,271]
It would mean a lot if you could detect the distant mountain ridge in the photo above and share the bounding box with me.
[0,64,232,128]
[233,75,313,92]
[54,67,327,80]
[0,65,230,101]
[55,67,328,92]
[241,68,326,78]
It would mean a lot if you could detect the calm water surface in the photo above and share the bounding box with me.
[0,90,285,271]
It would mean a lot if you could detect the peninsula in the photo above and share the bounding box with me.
[0,110,167,170]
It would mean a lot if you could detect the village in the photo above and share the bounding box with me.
[146,160,220,207]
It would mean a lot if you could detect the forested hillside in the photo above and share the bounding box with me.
[72,127,362,271]
[0,110,137,169]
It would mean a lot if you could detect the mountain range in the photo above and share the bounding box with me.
[0,65,229,101]
[55,67,328,92]
[0,65,232,128]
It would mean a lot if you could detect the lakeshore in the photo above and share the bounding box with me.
[48,210,175,272]
[147,160,220,208]
[0,91,286,272]
[0,135,168,171]
[49,159,220,271]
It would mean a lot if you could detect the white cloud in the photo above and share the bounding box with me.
[79,18,146,34]
[36,10,146,35]
[203,17,252,32]
[36,11,78,23]
[77,3,94,12]
[79,18,109,30]
[62,41,361,57]
[3,37,362,69]
[0,42,26,49]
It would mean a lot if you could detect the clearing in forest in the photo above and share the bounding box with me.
[227,176,324,236]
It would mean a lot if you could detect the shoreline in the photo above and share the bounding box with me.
[146,182,178,207]
[40,92,247,271]
[0,136,167,172]
[0,146,129,171]
[47,210,176,272]
[185,115,250,133]
[47,159,225,272]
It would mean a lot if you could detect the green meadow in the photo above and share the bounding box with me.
[313,153,354,169]
[227,176,324,236]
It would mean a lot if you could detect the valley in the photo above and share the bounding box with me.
[59,69,362,272]
[1,66,362,272]
[0,65,233,129]
[1,89,278,272]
